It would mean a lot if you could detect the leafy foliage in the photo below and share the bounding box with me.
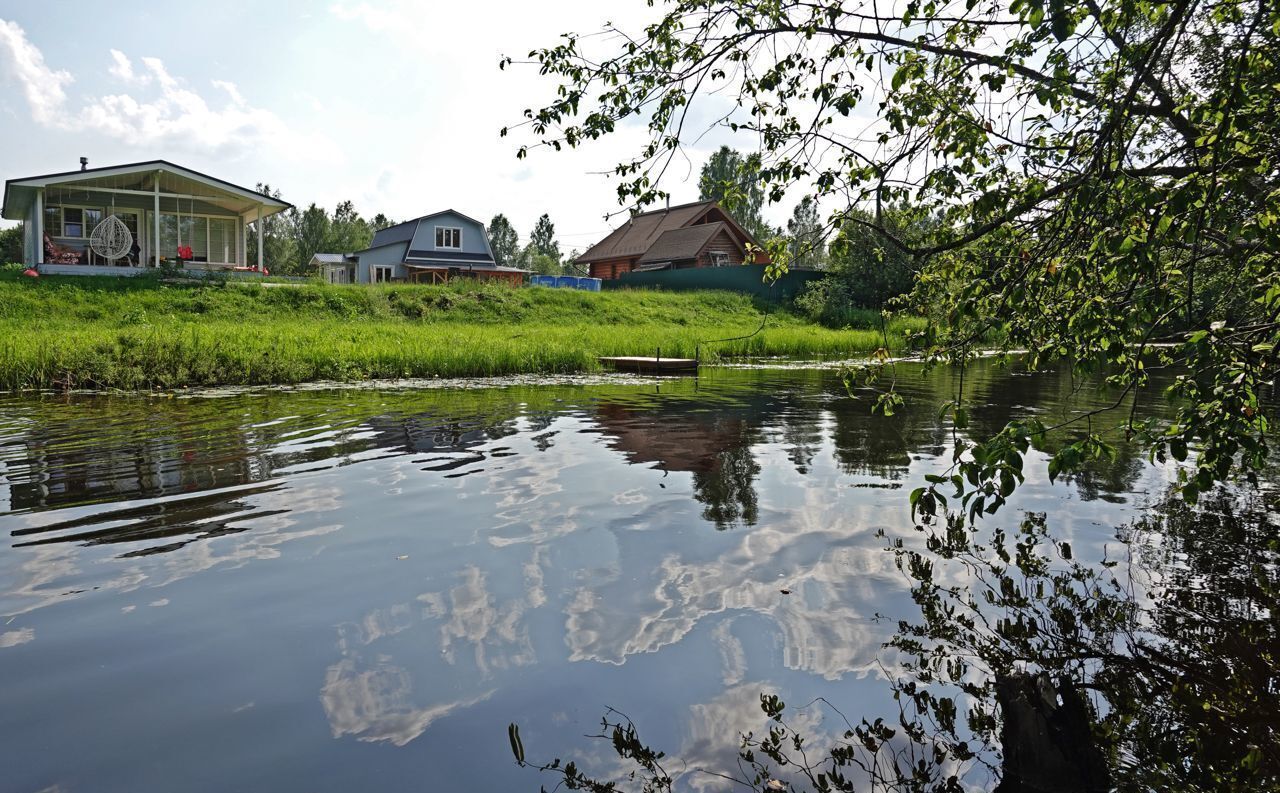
[488,213,521,266]
[247,188,386,276]
[245,183,296,273]
[893,487,1280,791]
[524,248,564,275]
[796,207,939,324]
[509,0,1280,506]
[506,0,1280,788]
[327,200,374,254]
[293,204,331,273]
[529,213,562,262]
[786,196,826,270]
[698,146,772,242]
[0,223,22,265]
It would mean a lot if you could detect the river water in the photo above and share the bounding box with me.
[0,361,1186,792]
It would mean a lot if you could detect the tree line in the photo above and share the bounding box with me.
[485,212,577,275]
[244,184,394,277]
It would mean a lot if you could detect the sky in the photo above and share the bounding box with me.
[0,1,788,254]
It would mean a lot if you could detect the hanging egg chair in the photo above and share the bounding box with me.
[89,213,133,263]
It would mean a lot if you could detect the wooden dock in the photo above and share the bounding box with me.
[599,356,699,374]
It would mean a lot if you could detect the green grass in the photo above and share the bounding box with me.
[0,271,923,390]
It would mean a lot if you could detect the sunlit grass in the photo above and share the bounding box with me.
[0,272,922,389]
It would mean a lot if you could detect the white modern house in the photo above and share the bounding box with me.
[2,159,292,275]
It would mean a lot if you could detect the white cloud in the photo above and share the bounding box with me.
[0,19,72,126]
[139,56,174,89]
[0,627,34,648]
[562,487,899,679]
[108,49,146,85]
[210,79,246,107]
[321,656,495,746]
[0,19,338,163]
[320,0,673,241]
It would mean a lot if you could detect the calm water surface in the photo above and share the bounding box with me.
[0,362,1179,792]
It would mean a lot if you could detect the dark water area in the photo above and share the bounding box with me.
[0,361,1197,792]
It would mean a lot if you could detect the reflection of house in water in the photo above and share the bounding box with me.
[6,422,265,513]
[10,483,289,554]
[360,411,520,474]
[592,402,761,528]
[3,399,528,517]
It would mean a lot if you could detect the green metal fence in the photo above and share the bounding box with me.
[601,264,825,302]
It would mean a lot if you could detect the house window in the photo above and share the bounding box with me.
[64,208,84,238]
[158,214,179,257]
[43,206,61,237]
[147,214,239,262]
[208,218,238,264]
[371,265,394,283]
[111,212,140,241]
[46,205,103,238]
[710,251,730,267]
[435,226,461,249]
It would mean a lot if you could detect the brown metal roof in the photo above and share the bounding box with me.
[635,222,728,264]
[576,201,719,263]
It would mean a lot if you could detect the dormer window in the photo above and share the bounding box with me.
[435,226,461,249]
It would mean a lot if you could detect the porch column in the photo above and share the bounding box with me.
[34,188,43,266]
[256,206,263,269]
[238,217,246,266]
[153,172,161,268]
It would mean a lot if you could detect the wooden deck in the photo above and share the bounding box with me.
[598,356,699,374]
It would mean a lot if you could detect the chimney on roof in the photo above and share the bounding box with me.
[79,156,88,171]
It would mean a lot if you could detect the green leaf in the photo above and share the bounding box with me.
[508,723,526,766]
[891,65,910,91]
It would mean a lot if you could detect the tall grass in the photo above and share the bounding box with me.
[0,272,922,389]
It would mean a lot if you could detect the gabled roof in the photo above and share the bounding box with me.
[410,208,489,228]
[310,253,348,265]
[2,159,292,220]
[636,222,731,264]
[576,201,718,264]
[575,200,766,266]
[364,209,495,260]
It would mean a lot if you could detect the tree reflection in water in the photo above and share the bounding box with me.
[692,438,761,528]
[516,484,1279,792]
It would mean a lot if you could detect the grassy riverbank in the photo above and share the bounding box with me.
[0,272,923,389]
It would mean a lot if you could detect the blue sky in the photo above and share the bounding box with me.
[0,1,774,253]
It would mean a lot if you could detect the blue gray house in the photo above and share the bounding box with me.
[316,210,527,285]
